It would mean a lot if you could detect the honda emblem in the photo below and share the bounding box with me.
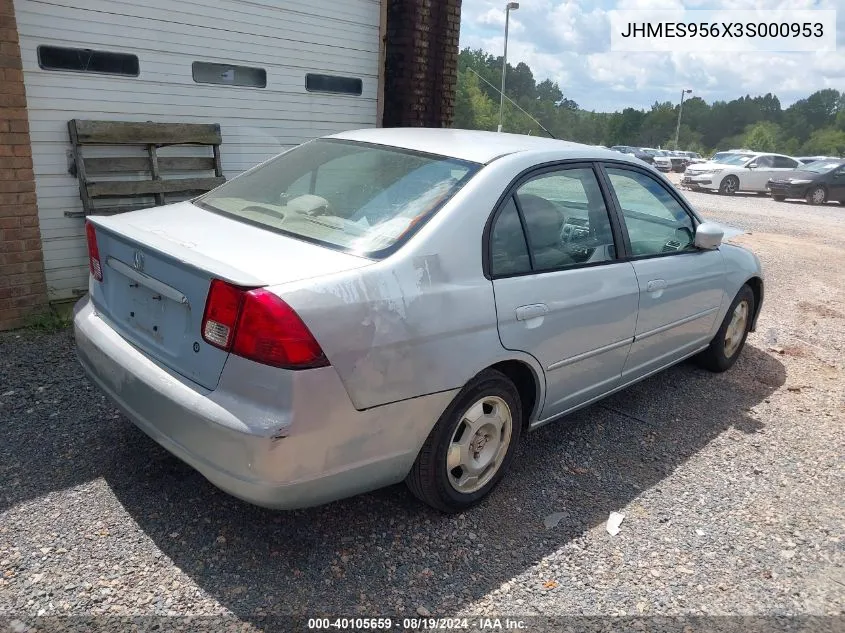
[133,250,145,272]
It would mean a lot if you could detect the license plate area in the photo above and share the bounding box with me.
[111,270,190,351]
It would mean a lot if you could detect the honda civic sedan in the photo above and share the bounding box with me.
[73,129,765,513]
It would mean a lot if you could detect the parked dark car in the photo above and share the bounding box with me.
[610,145,655,165]
[767,159,845,205]
[666,151,693,172]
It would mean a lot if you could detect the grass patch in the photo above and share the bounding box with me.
[24,303,74,333]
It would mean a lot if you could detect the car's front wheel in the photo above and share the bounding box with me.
[719,175,740,195]
[695,284,755,373]
[772,195,786,202]
[806,185,827,205]
[406,369,522,513]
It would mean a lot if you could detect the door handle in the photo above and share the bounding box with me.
[646,279,667,292]
[515,303,549,321]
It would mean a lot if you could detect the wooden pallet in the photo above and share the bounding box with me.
[66,119,225,218]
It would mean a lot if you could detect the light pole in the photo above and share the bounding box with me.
[673,88,692,150]
[498,2,519,133]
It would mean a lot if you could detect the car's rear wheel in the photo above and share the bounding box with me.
[772,195,786,202]
[406,369,522,513]
[695,284,755,373]
[806,185,827,205]
[719,175,739,195]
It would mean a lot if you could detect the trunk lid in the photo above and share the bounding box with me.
[87,201,372,390]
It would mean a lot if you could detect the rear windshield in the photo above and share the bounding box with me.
[194,139,480,257]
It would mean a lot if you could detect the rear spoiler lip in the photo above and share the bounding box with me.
[87,213,267,288]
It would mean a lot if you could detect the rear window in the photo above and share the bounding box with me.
[194,140,479,256]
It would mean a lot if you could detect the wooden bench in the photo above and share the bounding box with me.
[66,119,225,218]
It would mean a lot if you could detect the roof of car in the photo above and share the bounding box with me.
[720,151,795,158]
[327,127,627,165]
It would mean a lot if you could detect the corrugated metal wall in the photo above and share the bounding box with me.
[14,0,381,301]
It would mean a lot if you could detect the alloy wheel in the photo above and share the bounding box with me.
[446,396,513,494]
[724,300,749,358]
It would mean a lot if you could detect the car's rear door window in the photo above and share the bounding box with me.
[490,197,531,277]
[488,166,618,277]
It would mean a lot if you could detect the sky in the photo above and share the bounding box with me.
[458,0,845,113]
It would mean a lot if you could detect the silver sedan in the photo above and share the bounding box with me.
[73,129,764,513]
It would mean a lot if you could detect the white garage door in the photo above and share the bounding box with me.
[14,0,382,301]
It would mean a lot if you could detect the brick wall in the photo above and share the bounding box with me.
[382,0,461,128]
[0,0,48,330]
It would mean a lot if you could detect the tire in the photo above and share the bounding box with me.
[719,175,740,195]
[772,195,786,202]
[695,284,755,373]
[406,369,523,513]
[806,185,827,205]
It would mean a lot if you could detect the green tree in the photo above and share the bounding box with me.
[452,46,840,154]
[743,121,784,152]
[639,101,676,147]
[606,108,645,145]
[453,70,499,131]
[536,79,563,105]
[800,127,845,156]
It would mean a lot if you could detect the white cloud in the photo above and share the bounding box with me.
[459,0,845,111]
[475,8,525,33]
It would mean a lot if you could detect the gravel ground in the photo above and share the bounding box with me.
[1,181,843,631]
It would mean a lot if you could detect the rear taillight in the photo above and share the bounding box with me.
[201,279,328,370]
[202,279,245,349]
[85,221,103,282]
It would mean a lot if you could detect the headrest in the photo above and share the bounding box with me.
[518,194,563,249]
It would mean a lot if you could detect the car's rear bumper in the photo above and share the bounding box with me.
[73,296,456,509]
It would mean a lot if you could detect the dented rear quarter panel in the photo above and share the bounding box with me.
[274,153,556,413]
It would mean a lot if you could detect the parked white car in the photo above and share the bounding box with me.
[682,152,802,195]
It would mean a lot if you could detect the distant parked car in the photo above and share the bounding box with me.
[610,145,655,165]
[73,128,765,512]
[666,151,697,172]
[610,145,659,167]
[683,152,802,195]
[767,158,845,205]
[796,155,841,164]
[680,151,705,165]
[646,149,673,172]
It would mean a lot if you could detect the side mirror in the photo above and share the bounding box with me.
[694,222,724,250]
[747,163,757,169]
